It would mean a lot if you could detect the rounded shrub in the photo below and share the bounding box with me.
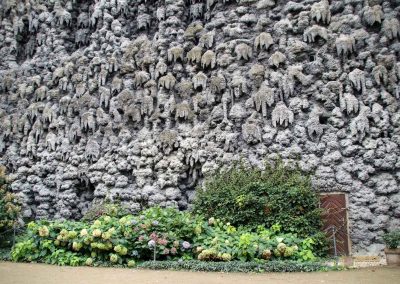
[193,160,323,237]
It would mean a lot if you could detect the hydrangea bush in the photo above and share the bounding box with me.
[11,207,324,267]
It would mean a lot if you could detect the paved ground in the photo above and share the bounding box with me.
[0,261,399,284]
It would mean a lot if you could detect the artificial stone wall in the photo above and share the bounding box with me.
[0,0,400,254]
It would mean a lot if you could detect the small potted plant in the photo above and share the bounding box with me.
[383,229,400,265]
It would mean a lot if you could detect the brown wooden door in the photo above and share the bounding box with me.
[320,193,350,256]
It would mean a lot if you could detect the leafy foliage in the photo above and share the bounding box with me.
[11,207,326,266]
[383,229,400,249]
[192,218,326,261]
[0,166,21,247]
[193,161,323,237]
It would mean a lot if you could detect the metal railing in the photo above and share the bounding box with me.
[324,222,349,265]
[0,223,25,249]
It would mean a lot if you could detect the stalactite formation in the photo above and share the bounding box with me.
[0,0,399,255]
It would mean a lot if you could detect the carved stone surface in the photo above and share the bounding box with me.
[0,0,399,255]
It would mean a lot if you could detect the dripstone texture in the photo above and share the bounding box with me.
[0,0,399,254]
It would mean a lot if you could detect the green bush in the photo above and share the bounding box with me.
[383,229,400,249]
[193,161,323,237]
[11,207,325,266]
[138,260,338,272]
[0,166,21,248]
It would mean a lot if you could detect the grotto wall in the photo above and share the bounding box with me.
[0,0,400,254]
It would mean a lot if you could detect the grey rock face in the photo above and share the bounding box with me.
[0,0,399,254]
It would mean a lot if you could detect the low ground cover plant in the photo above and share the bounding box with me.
[11,207,326,267]
[138,260,336,273]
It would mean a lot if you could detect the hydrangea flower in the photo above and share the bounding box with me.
[119,217,128,225]
[262,249,272,260]
[27,222,37,230]
[85,258,93,266]
[67,231,77,239]
[102,231,111,240]
[38,226,49,237]
[157,238,168,246]
[148,240,156,248]
[194,225,202,235]
[131,219,138,225]
[171,247,177,254]
[152,220,159,226]
[277,242,286,252]
[127,260,136,268]
[60,229,68,237]
[221,253,232,261]
[284,246,295,257]
[182,241,191,249]
[80,229,88,237]
[72,242,82,251]
[110,254,118,263]
[92,229,102,237]
[114,245,128,255]
[275,243,287,256]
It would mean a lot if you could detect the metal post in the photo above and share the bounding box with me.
[153,243,156,262]
[332,226,338,266]
[12,222,16,248]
